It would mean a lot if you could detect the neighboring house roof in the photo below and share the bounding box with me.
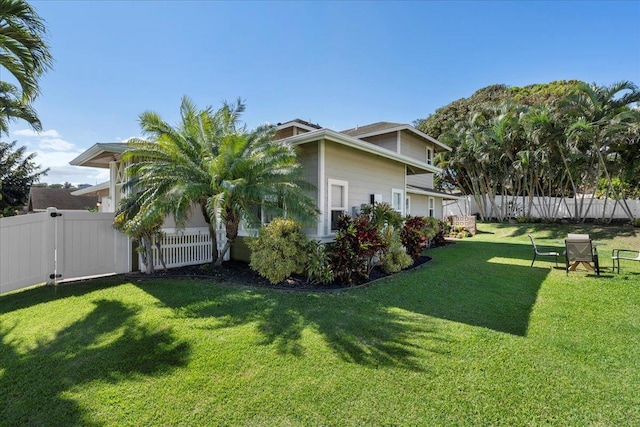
[281,128,441,175]
[276,119,322,130]
[28,187,97,211]
[341,122,452,152]
[69,142,128,168]
[406,185,460,200]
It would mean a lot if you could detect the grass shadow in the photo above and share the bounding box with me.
[136,281,446,371]
[0,298,190,426]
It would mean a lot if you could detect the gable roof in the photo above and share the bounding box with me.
[341,122,404,137]
[69,142,128,168]
[28,187,97,211]
[281,128,441,175]
[341,122,451,152]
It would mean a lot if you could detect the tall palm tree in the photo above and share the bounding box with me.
[561,81,640,221]
[123,97,317,266]
[0,0,53,101]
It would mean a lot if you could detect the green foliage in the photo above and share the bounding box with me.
[401,216,439,259]
[328,214,383,285]
[361,202,404,230]
[628,218,640,228]
[431,220,449,246]
[0,140,47,215]
[304,240,334,285]
[0,0,54,133]
[248,218,309,284]
[382,231,412,273]
[124,97,318,266]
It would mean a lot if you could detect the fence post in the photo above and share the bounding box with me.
[45,207,62,285]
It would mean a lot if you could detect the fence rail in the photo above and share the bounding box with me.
[142,227,213,273]
[445,195,640,221]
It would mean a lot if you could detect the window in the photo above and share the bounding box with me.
[428,197,435,217]
[426,147,433,165]
[405,196,411,215]
[391,188,404,214]
[328,179,348,231]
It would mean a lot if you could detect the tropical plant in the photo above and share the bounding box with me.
[304,240,334,285]
[0,0,53,101]
[0,0,53,133]
[401,216,439,259]
[381,230,412,274]
[113,194,166,274]
[123,97,317,266]
[328,214,383,285]
[560,81,640,221]
[0,139,47,215]
[248,218,309,285]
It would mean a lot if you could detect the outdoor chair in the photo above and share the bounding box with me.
[567,233,590,240]
[611,248,640,274]
[565,239,599,275]
[528,234,559,267]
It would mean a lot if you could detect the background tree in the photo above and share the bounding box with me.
[417,80,639,223]
[0,140,47,216]
[0,0,53,133]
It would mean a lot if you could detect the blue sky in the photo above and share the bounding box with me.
[5,0,640,185]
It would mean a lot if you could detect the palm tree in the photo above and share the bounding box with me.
[0,0,53,101]
[123,97,317,266]
[0,81,40,134]
[561,81,640,221]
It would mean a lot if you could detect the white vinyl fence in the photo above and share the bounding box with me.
[445,195,640,220]
[140,227,222,273]
[0,208,130,295]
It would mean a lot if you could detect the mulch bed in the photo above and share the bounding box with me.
[127,255,433,291]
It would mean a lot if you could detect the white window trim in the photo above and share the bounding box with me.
[328,178,348,232]
[428,196,435,217]
[405,195,411,216]
[391,188,404,215]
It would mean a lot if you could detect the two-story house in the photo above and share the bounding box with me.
[70,119,455,262]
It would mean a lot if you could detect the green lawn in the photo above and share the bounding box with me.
[1,223,639,426]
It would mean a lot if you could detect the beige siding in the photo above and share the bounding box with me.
[297,143,318,189]
[162,204,208,229]
[406,193,445,220]
[297,142,320,235]
[323,141,405,235]
[399,130,427,162]
[360,132,398,152]
[407,173,434,189]
[409,194,429,217]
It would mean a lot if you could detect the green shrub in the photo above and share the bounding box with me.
[629,218,640,228]
[248,218,309,284]
[305,240,334,285]
[382,231,413,273]
[431,220,449,247]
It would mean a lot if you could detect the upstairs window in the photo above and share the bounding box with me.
[426,147,433,165]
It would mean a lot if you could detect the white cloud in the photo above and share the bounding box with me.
[13,129,61,138]
[39,138,75,151]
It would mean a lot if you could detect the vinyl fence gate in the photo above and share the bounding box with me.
[0,207,130,295]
